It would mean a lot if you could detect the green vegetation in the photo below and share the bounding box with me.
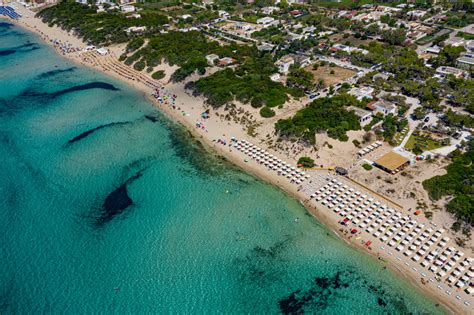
[456,32,474,40]
[352,43,433,84]
[381,29,406,46]
[286,65,314,92]
[298,156,315,168]
[445,12,474,28]
[151,70,166,80]
[380,114,408,145]
[442,109,474,129]
[434,45,466,67]
[126,38,145,53]
[362,163,373,171]
[404,131,447,154]
[251,26,285,44]
[191,54,293,108]
[363,115,383,131]
[260,106,276,118]
[423,144,474,225]
[37,1,168,45]
[393,126,409,146]
[127,31,220,82]
[446,77,474,114]
[275,94,361,144]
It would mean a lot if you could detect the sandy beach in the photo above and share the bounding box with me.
[4,6,473,314]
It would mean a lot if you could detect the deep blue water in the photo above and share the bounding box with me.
[0,21,444,314]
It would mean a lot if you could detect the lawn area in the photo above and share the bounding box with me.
[404,132,446,152]
[304,65,356,87]
[457,31,474,40]
[393,126,409,146]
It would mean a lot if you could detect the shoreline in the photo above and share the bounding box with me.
[3,12,471,314]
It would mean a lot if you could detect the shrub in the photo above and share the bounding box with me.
[134,60,146,71]
[298,156,315,168]
[152,70,166,80]
[362,163,373,171]
[251,96,263,108]
[260,106,275,118]
[338,134,349,142]
[353,139,361,147]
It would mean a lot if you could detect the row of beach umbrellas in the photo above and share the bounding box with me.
[234,139,311,184]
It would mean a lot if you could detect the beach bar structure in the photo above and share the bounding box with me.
[373,151,409,174]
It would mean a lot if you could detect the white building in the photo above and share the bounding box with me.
[373,100,397,116]
[425,46,441,55]
[456,53,474,70]
[270,73,281,82]
[205,54,219,65]
[348,86,374,101]
[466,40,474,52]
[218,10,230,19]
[444,37,465,47]
[302,25,316,34]
[275,55,295,74]
[349,106,372,126]
[257,16,275,26]
[332,44,369,55]
[435,66,469,79]
[261,6,279,15]
[126,26,146,34]
[96,47,109,56]
[121,5,135,13]
[257,43,274,52]
[407,10,427,20]
[293,54,311,67]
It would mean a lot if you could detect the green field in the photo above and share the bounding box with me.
[457,31,474,40]
[404,133,446,152]
[393,127,409,146]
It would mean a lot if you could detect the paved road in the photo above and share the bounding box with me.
[430,131,471,156]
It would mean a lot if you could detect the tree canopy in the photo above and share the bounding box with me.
[275,94,361,143]
[423,143,474,225]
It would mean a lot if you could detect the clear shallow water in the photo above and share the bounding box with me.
[0,21,444,314]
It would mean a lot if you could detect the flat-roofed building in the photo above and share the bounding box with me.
[435,66,469,79]
[456,53,474,70]
[256,16,275,26]
[374,151,410,174]
[349,106,372,127]
[348,86,374,101]
[275,55,295,74]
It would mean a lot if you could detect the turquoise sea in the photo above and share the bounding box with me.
[0,21,444,314]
